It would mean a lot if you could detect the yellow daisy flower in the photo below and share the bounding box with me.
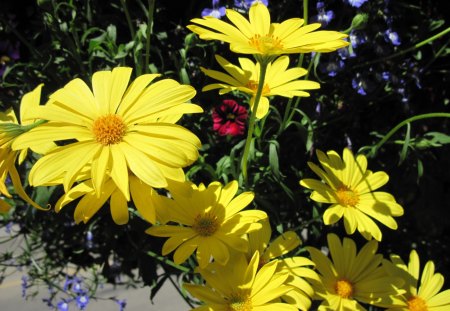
[247,219,319,310]
[54,174,169,225]
[145,180,267,268]
[0,84,54,211]
[299,148,404,241]
[307,233,404,311]
[187,2,348,57]
[201,55,320,119]
[184,251,298,310]
[11,67,203,200]
[382,249,450,310]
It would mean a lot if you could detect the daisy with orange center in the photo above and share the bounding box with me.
[382,249,450,311]
[300,148,404,241]
[1,84,54,211]
[187,2,348,58]
[201,54,320,119]
[11,67,203,201]
[145,180,267,268]
[184,251,297,310]
[307,233,404,310]
[246,219,319,310]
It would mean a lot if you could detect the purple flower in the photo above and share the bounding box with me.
[76,294,89,310]
[201,0,226,19]
[0,40,20,76]
[338,46,356,60]
[385,29,401,46]
[115,299,127,311]
[313,1,334,26]
[5,222,13,234]
[347,0,368,8]
[85,231,94,249]
[381,71,391,81]
[352,74,368,95]
[325,60,345,77]
[349,30,367,48]
[21,275,28,298]
[234,0,268,11]
[57,300,70,311]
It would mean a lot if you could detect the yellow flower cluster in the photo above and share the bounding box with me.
[1,2,449,311]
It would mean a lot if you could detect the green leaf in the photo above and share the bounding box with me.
[268,140,280,179]
[399,122,411,164]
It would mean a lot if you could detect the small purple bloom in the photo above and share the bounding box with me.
[0,40,20,76]
[349,30,367,48]
[325,60,345,77]
[381,71,391,81]
[57,300,70,311]
[115,299,127,311]
[385,29,401,46]
[347,0,368,8]
[314,1,334,26]
[85,231,94,249]
[21,275,28,298]
[5,222,13,234]
[316,1,325,10]
[352,74,367,95]
[234,0,268,11]
[338,46,356,59]
[201,0,226,18]
[76,294,89,310]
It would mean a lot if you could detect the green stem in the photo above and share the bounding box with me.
[354,27,450,69]
[241,60,270,186]
[119,0,135,39]
[278,0,310,134]
[367,112,450,158]
[146,250,190,273]
[303,0,309,23]
[144,0,156,74]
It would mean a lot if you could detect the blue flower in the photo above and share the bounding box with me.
[338,46,356,59]
[385,29,401,46]
[234,0,268,11]
[201,0,226,18]
[349,30,367,48]
[325,60,345,77]
[381,71,391,81]
[347,0,368,8]
[313,1,334,27]
[115,299,127,311]
[85,231,94,249]
[76,294,89,310]
[0,40,20,77]
[352,74,368,95]
[57,300,70,311]
[21,275,28,298]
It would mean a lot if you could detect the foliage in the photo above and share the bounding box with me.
[1,0,449,310]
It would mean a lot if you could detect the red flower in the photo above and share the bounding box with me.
[212,99,248,136]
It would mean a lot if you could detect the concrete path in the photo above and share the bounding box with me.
[0,227,191,311]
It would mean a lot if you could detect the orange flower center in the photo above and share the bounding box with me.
[335,278,353,299]
[92,114,127,145]
[335,185,359,207]
[227,292,252,311]
[407,296,428,311]
[245,80,270,95]
[249,34,284,54]
[192,212,219,237]
[226,113,236,120]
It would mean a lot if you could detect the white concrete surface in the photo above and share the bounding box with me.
[0,227,191,311]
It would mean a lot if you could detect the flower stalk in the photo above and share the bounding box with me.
[241,59,269,185]
[365,112,450,158]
